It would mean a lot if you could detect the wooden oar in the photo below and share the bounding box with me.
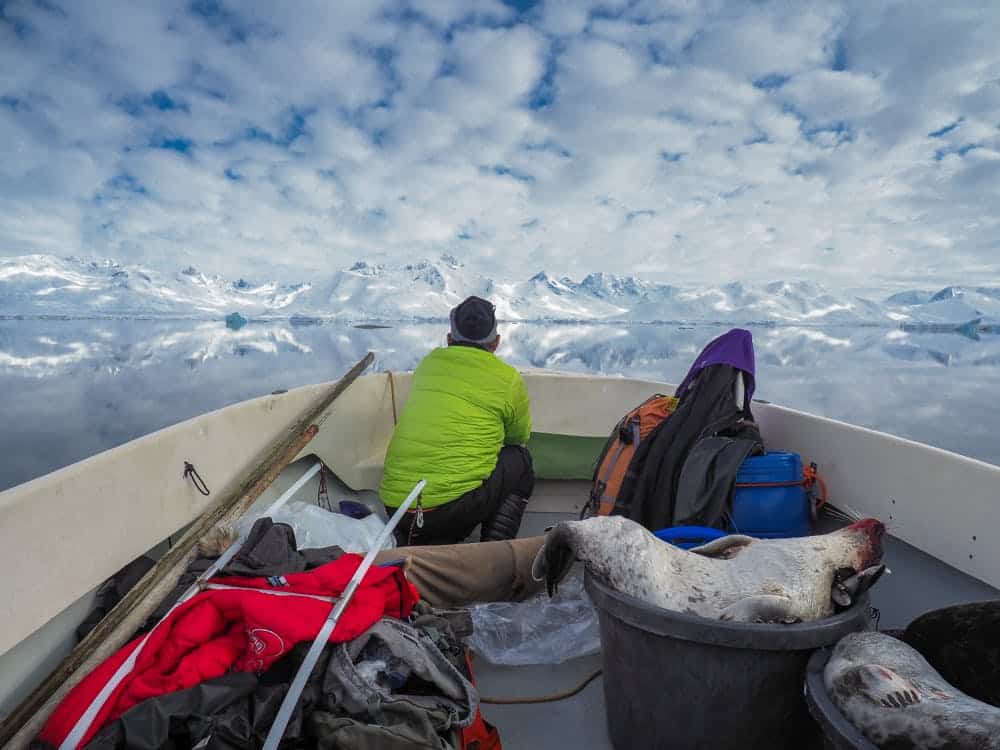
[57,459,326,750]
[0,352,374,750]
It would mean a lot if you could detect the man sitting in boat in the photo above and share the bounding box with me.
[379,295,535,546]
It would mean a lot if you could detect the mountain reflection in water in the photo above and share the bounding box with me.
[1,318,997,492]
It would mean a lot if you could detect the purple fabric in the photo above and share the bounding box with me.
[674,328,756,402]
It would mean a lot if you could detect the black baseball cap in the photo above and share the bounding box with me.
[449,296,498,344]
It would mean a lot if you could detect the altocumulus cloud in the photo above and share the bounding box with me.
[1,0,999,289]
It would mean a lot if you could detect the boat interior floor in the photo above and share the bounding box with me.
[7,469,997,747]
[470,480,1000,750]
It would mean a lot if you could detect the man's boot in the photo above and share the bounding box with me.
[480,494,528,542]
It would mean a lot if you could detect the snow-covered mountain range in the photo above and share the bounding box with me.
[1,253,997,328]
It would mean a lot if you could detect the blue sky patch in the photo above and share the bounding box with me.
[485,165,535,183]
[148,90,184,111]
[590,4,629,23]
[435,59,459,79]
[3,11,34,41]
[151,137,193,154]
[282,110,308,145]
[226,108,309,149]
[118,90,188,116]
[928,119,963,138]
[780,101,807,123]
[184,62,229,101]
[626,209,655,222]
[501,0,539,12]
[31,0,68,18]
[753,74,790,91]
[107,173,147,195]
[366,207,388,224]
[527,41,561,110]
[831,37,848,71]
[188,0,278,44]
[521,139,572,158]
[934,143,981,161]
[803,121,855,146]
[647,40,674,66]
[361,43,403,103]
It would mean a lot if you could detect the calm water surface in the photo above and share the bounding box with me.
[2,319,998,492]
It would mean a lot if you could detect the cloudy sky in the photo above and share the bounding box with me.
[1,0,999,290]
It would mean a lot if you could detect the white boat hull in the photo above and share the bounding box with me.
[1,367,998,725]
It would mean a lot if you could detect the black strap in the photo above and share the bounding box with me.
[183,461,211,496]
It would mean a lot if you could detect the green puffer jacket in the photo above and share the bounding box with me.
[379,345,532,508]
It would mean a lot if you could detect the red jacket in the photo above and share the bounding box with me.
[38,554,419,749]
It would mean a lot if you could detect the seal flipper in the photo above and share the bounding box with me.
[843,664,924,708]
[719,595,799,623]
[530,523,577,596]
[689,534,756,559]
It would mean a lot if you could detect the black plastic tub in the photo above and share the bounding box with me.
[584,570,873,750]
[803,645,879,750]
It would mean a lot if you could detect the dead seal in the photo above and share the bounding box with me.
[531,515,885,623]
[825,630,1000,748]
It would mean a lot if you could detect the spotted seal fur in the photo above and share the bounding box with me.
[825,630,1000,748]
[531,515,885,623]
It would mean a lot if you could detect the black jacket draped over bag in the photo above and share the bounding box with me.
[616,362,764,532]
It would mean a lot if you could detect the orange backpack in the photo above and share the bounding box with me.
[584,393,679,518]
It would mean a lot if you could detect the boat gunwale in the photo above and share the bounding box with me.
[0,380,333,507]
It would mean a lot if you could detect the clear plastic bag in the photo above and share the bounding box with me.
[355,640,413,695]
[464,566,601,665]
[355,659,390,696]
[236,501,395,553]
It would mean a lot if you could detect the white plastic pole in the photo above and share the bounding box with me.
[261,478,426,750]
[58,460,324,750]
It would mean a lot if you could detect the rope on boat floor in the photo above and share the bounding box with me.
[478,668,604,705]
